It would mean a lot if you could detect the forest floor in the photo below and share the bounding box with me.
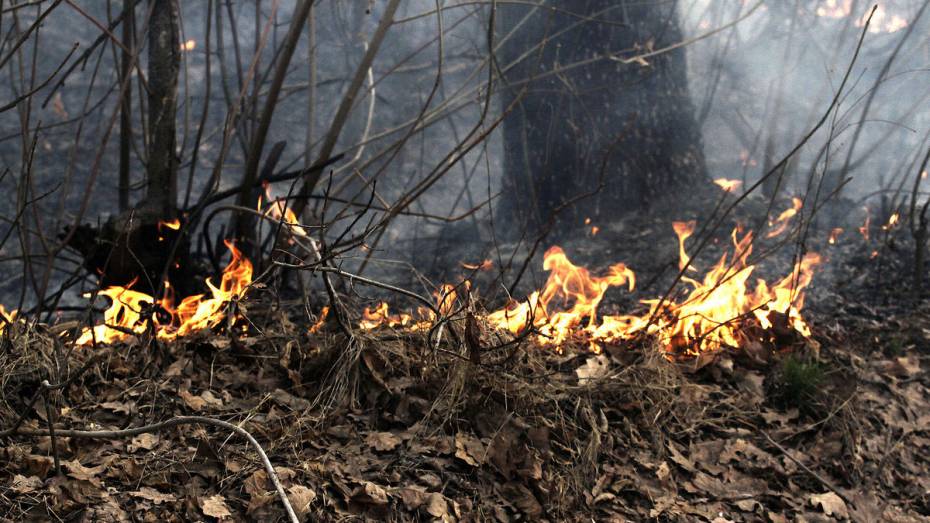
[1,197,929,522]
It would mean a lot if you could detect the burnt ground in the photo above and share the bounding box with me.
[0,194,929,522]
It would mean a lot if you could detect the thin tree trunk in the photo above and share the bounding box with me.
[146,0,179,218]
[118,0,134,212]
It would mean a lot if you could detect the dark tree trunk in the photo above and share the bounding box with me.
[145,0,180,218]
[498,0,706,236]
[64,0,192,295]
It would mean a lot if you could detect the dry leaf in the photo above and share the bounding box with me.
[11,474,43,494]
[809,491,848,519]
[201,494,233,518]
[351,482,389,505]
[128,433,159,452]
[129,487,177,505]
[455,433,486,467]
[425,493,448,518]
[366,431,402,452]
[287,485,316,517]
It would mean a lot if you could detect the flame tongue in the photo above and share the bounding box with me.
[77,241,253,345]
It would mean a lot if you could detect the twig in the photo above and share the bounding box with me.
[14,416,300,523]
[760,430,856,509]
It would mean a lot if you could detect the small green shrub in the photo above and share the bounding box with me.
[771,356,825,411]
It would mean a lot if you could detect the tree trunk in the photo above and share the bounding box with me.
[498,0,706,236]
[145,0,179,218]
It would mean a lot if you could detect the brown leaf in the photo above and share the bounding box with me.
[10,474,43,494]
[366,431,402,452]
[63,459,108,487]
[128,433,159,452]
[425,493,448,518]
[350,482,389,505]
[129,486,177,505]
[396,487,428,510]
[809,491,848,519]
[287,485,316,518]
[201,494,233,519]
[454,433,486,467]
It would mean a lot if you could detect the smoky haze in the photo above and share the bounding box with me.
[0,0,926,309]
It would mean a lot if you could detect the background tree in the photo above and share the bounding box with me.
[498,0,707,237]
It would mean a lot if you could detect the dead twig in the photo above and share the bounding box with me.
[13,415,301,523]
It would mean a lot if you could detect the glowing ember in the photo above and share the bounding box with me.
[181,39,196,51]
[714,178,742,192]
[765,197,803,239]
[828,227,843,245]
[590,226,600,237]
[76,241,253,345]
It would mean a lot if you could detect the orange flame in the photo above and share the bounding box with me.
[859,208,871,241]
[77,241,253,345]
[882,212,899,231]
[366,223,821,357]
[713,178,742,192]
[765,197,803,238]
[828,227,843,245]
[158,218,181,231]
[0,305,18,335]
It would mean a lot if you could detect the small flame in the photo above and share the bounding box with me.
[158,218,181,231]
[765,197,803,239]
[461,259,493,271]
[673,220,697,271]
[77,241,253,345]
[590,226,600,237]
[0,305,18,335]
[714,178,742,192]
[828,227,843,245]
[859,208,871,241]
[181,39,196,52]
[882,212,899,231]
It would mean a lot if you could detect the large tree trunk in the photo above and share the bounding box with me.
[498,0,706,236]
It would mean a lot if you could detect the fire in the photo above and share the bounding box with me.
[181,39,196,52]
[0,305,17,335]
[765,197,802,239]
[882,212,899,231]
[461,259,493,271]
[828,227,843,244]
[485,224,820,356]
[76,241,253,345]
[158,218,181,231]
[860,208,871,241]
[362,223,821,357]
[714,178,742,192]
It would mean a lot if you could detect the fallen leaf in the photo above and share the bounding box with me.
[350,482,389,505]
[129,486,177,505]
[425,493,448,518]
[366,431,402,452]
[128,433,159,452]
[287,485,316,518]
[810,491,848,519]
[201,494,232,518]
[11,474,43,494]
[455,433,486,466]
